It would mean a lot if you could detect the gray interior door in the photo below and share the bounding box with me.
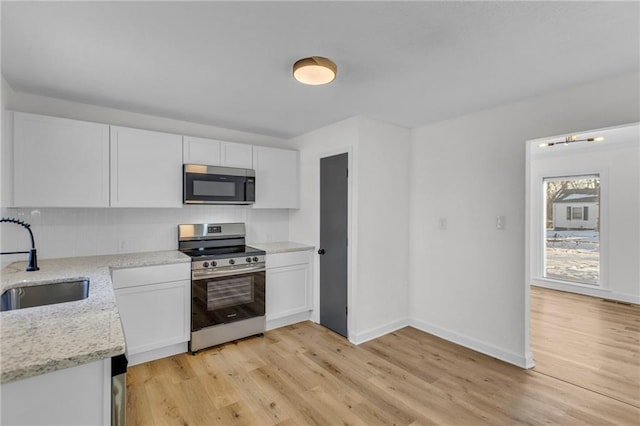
[319,153,348,337]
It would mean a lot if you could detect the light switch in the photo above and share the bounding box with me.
[496,216,506,230]
[439,218,447,230]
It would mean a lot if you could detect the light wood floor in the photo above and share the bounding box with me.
[128,319,640,425]
[530,286,640,408]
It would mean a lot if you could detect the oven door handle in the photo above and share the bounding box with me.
[193,265,266,280]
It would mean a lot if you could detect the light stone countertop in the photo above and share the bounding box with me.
[0,250,190,384]
[249,241,315,254]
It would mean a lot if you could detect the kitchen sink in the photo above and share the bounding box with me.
[1,279,90,311]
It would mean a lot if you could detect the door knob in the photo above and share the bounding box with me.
[318,249,325,255]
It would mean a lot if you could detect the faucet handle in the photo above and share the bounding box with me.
[27,249,39,272]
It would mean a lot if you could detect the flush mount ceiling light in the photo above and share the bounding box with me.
[539,134,604,147]
[293,56,337,85]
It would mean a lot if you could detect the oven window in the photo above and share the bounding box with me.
[193,180,237,197]
[207,277,254,310]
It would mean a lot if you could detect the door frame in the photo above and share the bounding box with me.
[525,122,636,369]
[313,147,355,341]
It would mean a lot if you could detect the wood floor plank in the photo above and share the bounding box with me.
[127,289,640,425]
[531,286,640,407]
[249,364,333,425]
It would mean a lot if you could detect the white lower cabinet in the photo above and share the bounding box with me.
[1,359,111,426]
[112,263,190,366]
[265,251,313,330]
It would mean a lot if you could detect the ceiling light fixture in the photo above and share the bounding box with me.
[538,135,604,148]
[293,56,337,85]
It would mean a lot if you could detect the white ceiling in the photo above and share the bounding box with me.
[2,1,639,139]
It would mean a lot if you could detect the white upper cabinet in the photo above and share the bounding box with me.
[110,126,183,207]
[12,112,110,207]
[221,141,253,169]
[252,146,299,209]
[183,136,253,168]
[182,136,221,165]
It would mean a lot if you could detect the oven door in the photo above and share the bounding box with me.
[184,164,255,204]
[192,267,265,331]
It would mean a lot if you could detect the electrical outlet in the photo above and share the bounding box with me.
[496,216,506,230]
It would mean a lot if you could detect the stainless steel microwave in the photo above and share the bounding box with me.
[183,164,255,205]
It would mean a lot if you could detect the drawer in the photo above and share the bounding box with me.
[266,251,312,269]
[111,262,190,289]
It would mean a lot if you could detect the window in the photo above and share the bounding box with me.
[572,207,582,220]
[543,175,600,285]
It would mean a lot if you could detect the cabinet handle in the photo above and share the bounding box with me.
[317,249,325,255]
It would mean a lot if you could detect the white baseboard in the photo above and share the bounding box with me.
[349,318,410,345]
[409,319,530,369]
[127,342,188,367]
[266,311,311,331]
[525,351,535,369]
[532,280,639,304]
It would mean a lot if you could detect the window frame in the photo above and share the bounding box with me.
[539,173,605,288]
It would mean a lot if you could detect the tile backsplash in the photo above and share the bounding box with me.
[0,206,289,266]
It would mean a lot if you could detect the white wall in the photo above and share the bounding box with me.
[354,118,411,341]
[1,80,290,265]
[530,125,639,303]
[409,71,640,368]
[289,116,411,344]
[289,116,360,333]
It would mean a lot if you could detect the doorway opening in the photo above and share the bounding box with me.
[525,123,640,409]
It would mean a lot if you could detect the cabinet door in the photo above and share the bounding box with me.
[253,146,299,208]
[13,112,110,207]
[183,136,221,165]
[110,126,183,207]
[114,280,190,356]
[1,359,110,426]
[266,264,311,320]
[221,141,253,168]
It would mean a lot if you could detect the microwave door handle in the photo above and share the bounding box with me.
[245,179,255,203]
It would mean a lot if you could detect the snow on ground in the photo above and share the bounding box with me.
[545,230,600,285]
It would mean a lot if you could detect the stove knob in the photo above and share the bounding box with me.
[253,256,259,262]
[203,262,209,268]
[246,257,252,263]
[229,259,235,265]
[211,261,217,267]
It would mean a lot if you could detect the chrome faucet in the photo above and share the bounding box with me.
[0,217,39,271]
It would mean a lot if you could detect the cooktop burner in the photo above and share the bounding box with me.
[178,223,266,270]
[184,245,264,259]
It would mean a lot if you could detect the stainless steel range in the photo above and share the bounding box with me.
[178,223,266,353]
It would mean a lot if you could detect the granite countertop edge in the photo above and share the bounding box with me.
[249,241,316,254]
[0,250,190,384]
